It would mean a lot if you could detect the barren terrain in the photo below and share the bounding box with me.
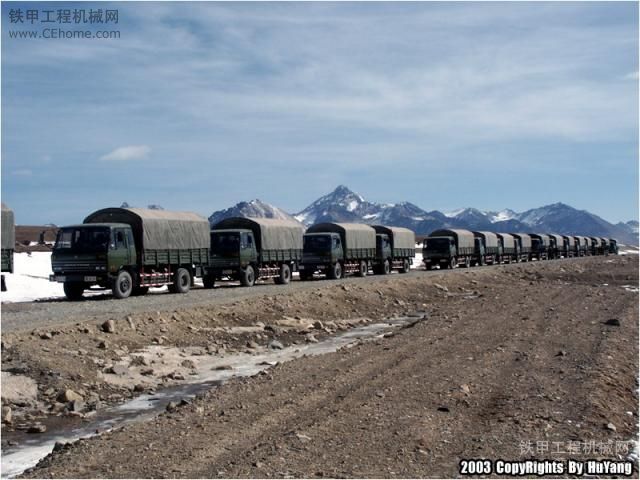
[1,256,637,477]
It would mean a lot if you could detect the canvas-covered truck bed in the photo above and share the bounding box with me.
[428,229,475,252]
[211,217,303,262]
[473,231,500,255]
[372,225,415,258]
[1,203,15,273]
[84,208,210,266]
[306,223,376,259]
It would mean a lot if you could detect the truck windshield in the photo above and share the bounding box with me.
[211,232,240,254]
[304,235,332,253]
[426,237,451,252]
[54,227,110,254]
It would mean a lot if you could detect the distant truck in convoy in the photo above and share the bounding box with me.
[1,203,15,292]
[299,223,376,280]
[561,235,576,258]
[529,233,550,261]
[50,208,210,300]
[423,229,475,269]
[510,233,532,262]
[599,238,610,256]
[609,238,619,255]
[547,234,565,259]
[472,231,502,266]
[371,225,415,274]
[496,233,518,263]
[206,217,303,287]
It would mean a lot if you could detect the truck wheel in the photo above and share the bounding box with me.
[64,282,85,301]
[448,257,456,269]
[382,260,390,275]
[277,264,291,285]
[203,275,215,289]
[170,268,191,294]
[356,260,367,277]
[400,259,410,273]
[464,257,471,268]
[132,286,149,296]
[329,262,342,280]
[240,265,255,287]
[112,271,133,299]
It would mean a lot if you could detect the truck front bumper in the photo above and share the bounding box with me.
[50,274,105,283]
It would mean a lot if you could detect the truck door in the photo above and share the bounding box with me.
[241,232,257,263]
[332,235,344,261]
[110,228,130,271]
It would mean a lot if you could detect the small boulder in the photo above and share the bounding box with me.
[101,320,116,334]
[268,340,284,350]
[2,406,12,424]
[57,389,83,403]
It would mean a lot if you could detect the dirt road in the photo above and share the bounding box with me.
[14,255,638,478]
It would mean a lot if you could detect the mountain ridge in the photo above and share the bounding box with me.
[208,186,638,244]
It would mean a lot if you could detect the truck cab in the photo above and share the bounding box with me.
[210,229,257,268]
[423,236,455,269]
[50,223,136,299]
[375,234,392,273]
[473,237,486,266]
[300,232,344,279]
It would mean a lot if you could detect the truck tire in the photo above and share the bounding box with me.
[356,260,367,277]
[448,257,456,269]
[173,268,191,294]
[464,257,471,268]
[276,264,291,285]
[382,260,390,275]
[202,275,215,289]
[329,262,342,280]
[112,271,133,299]
[400,259,410,273]
[240,265,255,287]
[64,282,85,301]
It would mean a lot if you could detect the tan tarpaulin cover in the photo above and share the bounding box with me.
[473,231,499,249]
[496,233,516,249]
[428,229,475,249]
[562,235,576,247]
[212,217,304,251]
[530,233,551,247]
[549,234,564,246]
[84,208,210,250]
[372,225,416,250]
[307,223,376,250]
[510,233,532,249]
[1,203,15,249]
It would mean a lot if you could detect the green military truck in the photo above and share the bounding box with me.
[371,225,415,274]
[496,233,519,263]
[509,233,532,262]
[473,231,502,265]
[50,207,210,300]
[529,233,550,261]
[547,234,565,259]
[206,217,303,287]
[599,237,610,256]
[1,203,15,292]
[299,222,376,280]
[561,235,577,257]
[609,238,619,255]
[423,229,475,269]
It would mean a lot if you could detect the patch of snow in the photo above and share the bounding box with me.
[489,209,516,223]
[346,200,359,212]
[363,213,379,220]
[1,252,65,303]
[444,208,466,218]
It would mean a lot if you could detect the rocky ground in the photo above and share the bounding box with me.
[1,255,637,477]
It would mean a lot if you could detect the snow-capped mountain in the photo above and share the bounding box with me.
[208,199,299,226]
[207,186,637,243]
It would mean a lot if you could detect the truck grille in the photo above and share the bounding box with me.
[52,261,102,273]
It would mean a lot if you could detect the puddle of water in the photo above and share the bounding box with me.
[1,317,417,478]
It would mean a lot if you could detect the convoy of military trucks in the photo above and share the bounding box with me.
[0,204,622,300]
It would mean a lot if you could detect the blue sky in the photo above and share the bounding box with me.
[2,2,638,225]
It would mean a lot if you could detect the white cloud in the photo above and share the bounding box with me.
[99,145,151,162]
